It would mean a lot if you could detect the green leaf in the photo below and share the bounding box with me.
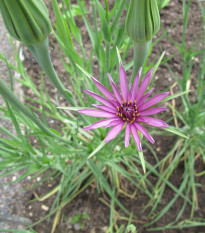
[57,107,86,111]
[152,51,166,80]
[126,224,137,233]
[64,89,73,97]
[0,77,67,142]
[162,126,189,139]
[161,90,190,102]
[77,0,96,49]
[51,0,73,46]
[76,63,92,79]
[157,0,171,9]
[116,46,122,64]
[88,139,106,159]
[47,128,61,137]
[0,138,19,148]
[95,0,112,43]
[138,150,146,173]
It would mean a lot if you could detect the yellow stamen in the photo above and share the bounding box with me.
[137,113,140,116]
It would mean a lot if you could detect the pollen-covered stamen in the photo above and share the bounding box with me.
[116,100,140,124]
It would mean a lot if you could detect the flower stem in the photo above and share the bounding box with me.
[131,40,152,83]
[27,38,75,105]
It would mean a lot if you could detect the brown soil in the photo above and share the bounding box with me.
[20,0,205,233]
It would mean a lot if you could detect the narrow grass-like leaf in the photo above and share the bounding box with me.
[57,107,86,111]
[95,0,111,43]
[77,0,96,49]
[76,63,92,79]
[138,150,146,174]
[162,127,189,139]
[51,0,73,46]
[116,46,122,64]
[0,77,67,142]
[88,139,106,159]
[151,51,166,81]
[161,90,190,102]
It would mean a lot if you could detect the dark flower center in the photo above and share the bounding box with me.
[116,100,140,124]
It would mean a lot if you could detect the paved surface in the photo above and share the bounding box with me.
[0,15,32,231]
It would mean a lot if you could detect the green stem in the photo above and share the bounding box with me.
[131,40,152,83]
[27,38,75,105]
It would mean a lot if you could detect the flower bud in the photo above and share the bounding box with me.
[0,0,52,45]
[125,0,160,43]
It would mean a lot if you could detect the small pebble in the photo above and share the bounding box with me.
[41,205,49,211]
[74,223,80,231]
[156,147,161,152]
[36,177,41,182]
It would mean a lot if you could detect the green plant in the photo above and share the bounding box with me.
[0,0,202,232]
[145,0,205,230]
[70,212,89,230]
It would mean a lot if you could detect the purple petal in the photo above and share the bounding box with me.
[91,77,116,101]
[119,63,128,101]
[137,116,169,128]
[135,68,153,103]
[131,124,142,151]
[137,88,154,107]
[138,92,170,111]
[85,89,115,109]
[84,118,117,130]
[105,122,125,142]
[92,104,116,113]
[104,119,122,128]
[128,84,132,101]
[139,107,167,116]
[134,122,155,144]
[125,123,131,148]
[131,67,142,102]
[110,100,120,108]
[107,73,122,104]
[78,109,117,118]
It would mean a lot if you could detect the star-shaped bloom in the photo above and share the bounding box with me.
[78,63,169,151]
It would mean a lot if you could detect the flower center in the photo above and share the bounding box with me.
[116,100,140,124]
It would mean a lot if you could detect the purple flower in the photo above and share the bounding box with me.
[78,63,169,151]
